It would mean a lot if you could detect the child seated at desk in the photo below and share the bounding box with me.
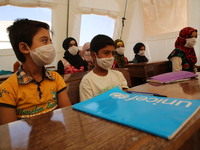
[57,37,88,75]
[0,19,71,125]
[79,34,128,101]
[132,42,148,63]
[167,27,198,72]
[112,39,128,68]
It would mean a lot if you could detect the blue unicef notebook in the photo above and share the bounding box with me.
[72,87,200,140]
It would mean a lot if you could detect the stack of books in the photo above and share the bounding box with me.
[147,71,198,84]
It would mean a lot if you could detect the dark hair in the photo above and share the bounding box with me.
[90,34,115,54]
[62,37,78,50]
[7,18,50,62]
[133,42,145,54]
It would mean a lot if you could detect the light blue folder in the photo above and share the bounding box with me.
[72,87,200,139]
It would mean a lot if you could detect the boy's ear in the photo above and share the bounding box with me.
[91,51,96,61]
[19,42,30,54]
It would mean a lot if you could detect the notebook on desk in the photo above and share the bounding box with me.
[72,86,200,140]
[147,71,198,84]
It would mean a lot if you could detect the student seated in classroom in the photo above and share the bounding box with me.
[79,34,128,101]
[112,39,128,68]
[57,37,88,75]
[80,42,94,70]
[0,18,71,125]
[167,27,198,72]
[132,42,148,63]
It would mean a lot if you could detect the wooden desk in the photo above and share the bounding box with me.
[129,73,200,150]
[127,61,171,86]
[0,73,200,150]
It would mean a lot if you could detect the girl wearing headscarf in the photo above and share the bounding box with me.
[80,42,94,70]
[112,39,128,68]
[132,42,148,63]
[167,27,197,72]
[57,37,88,75]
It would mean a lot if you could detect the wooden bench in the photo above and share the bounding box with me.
[63,71,89,105]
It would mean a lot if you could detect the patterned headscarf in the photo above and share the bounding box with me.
[80,42,93,62]
[175,27,197,65]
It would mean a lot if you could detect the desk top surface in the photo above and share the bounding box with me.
[127,60,169,66]
[131,73,200,100]
[0,73,200,150]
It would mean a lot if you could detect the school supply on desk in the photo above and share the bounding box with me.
[72,86,200,140]
[126,91,167,97]
[147,71,198,84]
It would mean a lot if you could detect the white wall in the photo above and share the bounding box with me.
[123,0,200,65]
[0,49,18,71]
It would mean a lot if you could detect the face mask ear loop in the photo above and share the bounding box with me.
[94,52,98,59]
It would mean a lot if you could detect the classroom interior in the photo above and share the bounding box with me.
[0,0,200,150]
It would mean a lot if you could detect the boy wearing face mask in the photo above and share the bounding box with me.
[0,19,71,125]
[112,39,128,68]
[132,42,149,63]
[79,34,128,101]
[168,27,198,72]
[57,37,88,75]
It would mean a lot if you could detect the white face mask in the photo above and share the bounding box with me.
[116,47,125,55]
[68,46,79,55]
[138,50,145,56]
[96,57,114,70]
[29,44,56,67]
[185,37,197,48]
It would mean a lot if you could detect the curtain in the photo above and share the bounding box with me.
[78,0,120,18]
[140,0,187,36]
[0,0,55,8]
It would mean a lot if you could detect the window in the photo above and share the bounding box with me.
[0,5,51,49]
[79,14,115,46]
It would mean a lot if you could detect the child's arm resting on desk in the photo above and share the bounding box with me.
[0,106,17,125]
